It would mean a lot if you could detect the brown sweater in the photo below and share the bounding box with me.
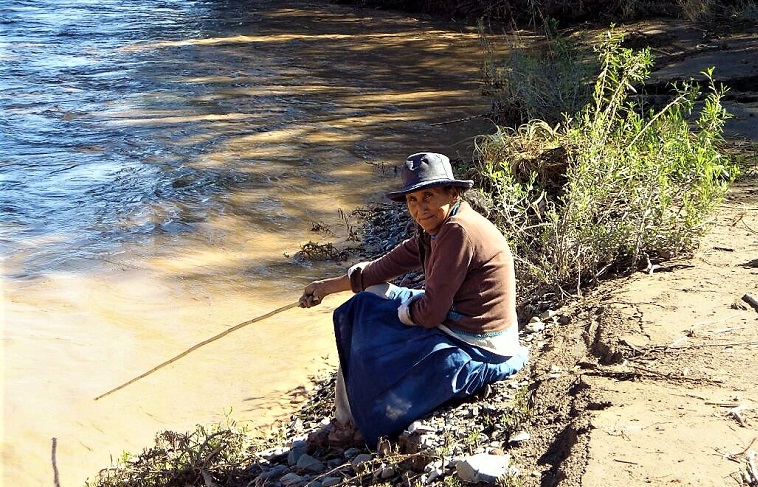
[349,201,517,334]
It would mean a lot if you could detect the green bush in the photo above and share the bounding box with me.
[471,28,736,299]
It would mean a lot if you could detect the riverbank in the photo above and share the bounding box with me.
[87,14,758,487]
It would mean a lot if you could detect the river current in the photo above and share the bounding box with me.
[0,0,493,484]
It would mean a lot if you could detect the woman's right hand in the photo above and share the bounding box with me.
[299,281,325,308]
[298,274,351,308]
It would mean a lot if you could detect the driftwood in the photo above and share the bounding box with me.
[52,437,60,487]
[742,293,758,313]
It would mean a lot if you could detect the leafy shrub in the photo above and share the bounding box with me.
[470,28,736,299]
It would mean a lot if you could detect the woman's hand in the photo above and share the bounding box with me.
[299,274,351,308]
[299,281,326,308]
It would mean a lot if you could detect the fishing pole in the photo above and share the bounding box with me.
[94,301,300,401]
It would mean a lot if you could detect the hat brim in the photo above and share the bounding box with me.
[386,179,473,202]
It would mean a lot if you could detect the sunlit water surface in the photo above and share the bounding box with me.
[0,0,493,484]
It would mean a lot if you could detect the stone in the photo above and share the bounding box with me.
[508,431,531,445]
[343,447,363,459]
[379,466,396,479]
[297,453,326,473]
[280,472,306,487]
[258,464,288,480]
[288,446,307,466]
[405,420,436,435]
[540,309,557,320]
[425,468,443,484]
[351,453,373,471]
[526,321,546,333]
[455,453,511,484]
[322,477,342,487]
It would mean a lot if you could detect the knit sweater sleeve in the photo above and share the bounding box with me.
[348,237,422,292]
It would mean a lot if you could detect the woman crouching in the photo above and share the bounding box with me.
[299,152,528,449]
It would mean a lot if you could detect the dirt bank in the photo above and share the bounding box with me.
[506,19,758,486]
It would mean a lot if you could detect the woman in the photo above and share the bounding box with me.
[300,152,528,449]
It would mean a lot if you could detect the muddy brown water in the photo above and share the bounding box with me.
[0,0,495,485]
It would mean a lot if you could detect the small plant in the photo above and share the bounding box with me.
[444,473,463,487]
[86,418,258,487]
[338,208,360,242]
[464,430,482,454]
[496,467,525,487]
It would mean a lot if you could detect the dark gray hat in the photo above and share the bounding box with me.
[386,152,473,202]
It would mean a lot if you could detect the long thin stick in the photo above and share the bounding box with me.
[51,437,61,487]
[95,302,299,401]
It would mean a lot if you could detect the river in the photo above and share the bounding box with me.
[0,0,493,485]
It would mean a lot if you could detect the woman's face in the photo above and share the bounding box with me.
[405,186,458,235]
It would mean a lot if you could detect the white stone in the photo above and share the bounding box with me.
[456,453,511,483]
[526,322,545,333]
[540,309,557,320]
[508,430,531,444]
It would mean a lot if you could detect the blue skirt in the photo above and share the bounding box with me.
[333,291,528,447]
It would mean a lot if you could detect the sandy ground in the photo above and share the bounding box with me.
[507,19,758,487]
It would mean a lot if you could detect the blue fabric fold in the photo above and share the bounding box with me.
[333,291,528,448]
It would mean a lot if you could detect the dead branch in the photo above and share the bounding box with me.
[742,294,758,313]
[52,438,61,487]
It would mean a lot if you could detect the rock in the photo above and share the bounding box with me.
[540,309,557,320]
[351,453,373,471]
[526,321,546,333]
[405,420,437,435]
[508,430,531,445]
[425,467,443,484]
[258,464,288,480]
[322,477,342,487]
[296,453,326,473]
[379,465,396,479]
[288,445,307,466]
[280,472,306,487]
[455,453,512,484]
[343,447,363,459]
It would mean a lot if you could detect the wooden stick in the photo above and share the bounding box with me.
[747,450,758,485]
[95,302,300,401]
[742,294,758,313]
[52,437,61,487]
